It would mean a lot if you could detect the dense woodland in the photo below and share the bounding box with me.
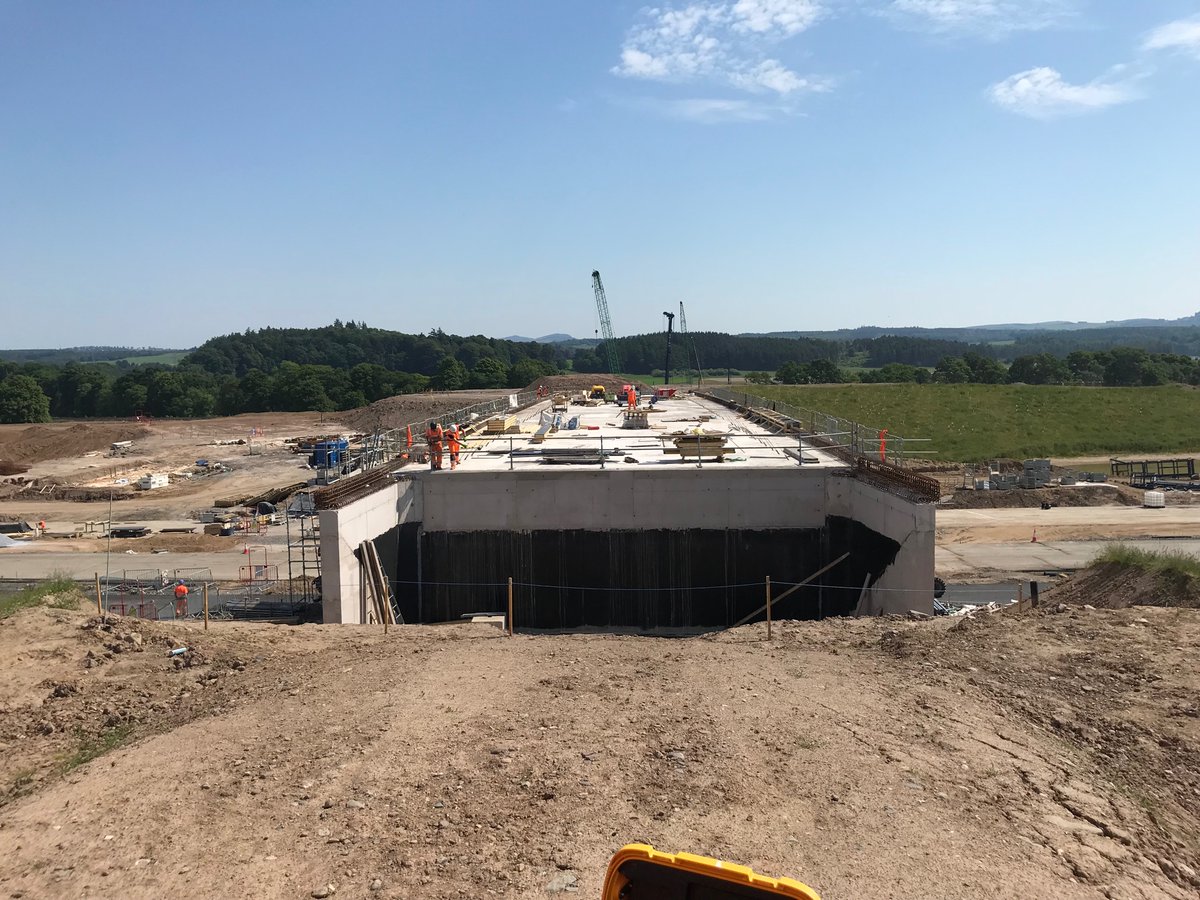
[575,332,998,373]
[186,322,559,377]
[2,321,1200,423]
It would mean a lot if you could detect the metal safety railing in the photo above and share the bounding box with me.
[357,389,542,472]
[697,387,935,469]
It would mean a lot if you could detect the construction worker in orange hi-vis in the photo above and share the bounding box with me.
[447,423,461,470]
[426,421,444,471]
[626,387,636,411]
[174,581,189,601]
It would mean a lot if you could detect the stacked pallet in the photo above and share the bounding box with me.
[664,433,732,462]
[484,415,518,435]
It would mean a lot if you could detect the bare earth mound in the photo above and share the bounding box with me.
[0,422,151,467]
[1,598,1197,898]
[941,484,1142,509]
[1047,562,1200,609]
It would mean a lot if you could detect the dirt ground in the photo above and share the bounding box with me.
[0,393,514,526]
[1045,562,1200,609]
[935,505,1200,547]
[0,412,345,519]
[939,485,1146,510]
[0,591,1197,899]
[0,422,151,470]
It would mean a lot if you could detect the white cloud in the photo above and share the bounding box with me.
[626,96,790,123]
[730,59,834,93]
[886,0,1076,38]
[731,0,823,35]
[612,1,828,98]
[988,66,1138,119]
[1141,15,1200,58]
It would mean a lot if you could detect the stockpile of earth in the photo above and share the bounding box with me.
[1046,561,1200,609]
[0,423,150,467]
[940,484,1142,509]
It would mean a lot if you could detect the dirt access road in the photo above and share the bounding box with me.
[938,505,1200,545]
[1,602,1196,899]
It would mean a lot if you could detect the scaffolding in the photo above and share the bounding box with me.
[286,494,321,606]
[288,391,543,608]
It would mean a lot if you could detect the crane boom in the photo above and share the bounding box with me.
[679,301,702,385]
[591,270,621,375]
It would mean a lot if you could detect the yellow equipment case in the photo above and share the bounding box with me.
[601,844,820,900]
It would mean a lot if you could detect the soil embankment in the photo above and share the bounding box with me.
[0,590,1196,899]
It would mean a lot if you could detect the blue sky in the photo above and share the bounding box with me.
[1,1,1198,348]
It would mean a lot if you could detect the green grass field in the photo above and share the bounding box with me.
[741,383,1200,462]
[118,350,187,365]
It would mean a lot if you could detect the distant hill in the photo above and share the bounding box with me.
[0,346,189,366]
[501,333,579,344]
[758,311,1200,344]
[971,312,1200,332]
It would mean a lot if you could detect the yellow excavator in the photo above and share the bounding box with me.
[602,845,819,899]
[589,385,608,401]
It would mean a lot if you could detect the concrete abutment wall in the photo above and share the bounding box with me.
[320,468,934,626]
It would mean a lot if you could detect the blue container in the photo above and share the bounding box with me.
[311,440,349,468]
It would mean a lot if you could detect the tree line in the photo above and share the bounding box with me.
[0,355,558,423]
[185,321,559,377]
[740,348,1200,388]
[4,318,1199,424]
[569,332,999,374]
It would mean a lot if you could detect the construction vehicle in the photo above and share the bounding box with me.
[603,844,819,899]
[589,385,608,401]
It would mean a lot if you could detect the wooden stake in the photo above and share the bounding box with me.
[765,575,773,641]
[1016,581,1025,613]
[733,553,849,627]
[507,577,514,636]
[203,583,209,631]
[94,572,102,617]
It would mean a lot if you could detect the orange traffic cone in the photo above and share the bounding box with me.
[1031,528,1038,543]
